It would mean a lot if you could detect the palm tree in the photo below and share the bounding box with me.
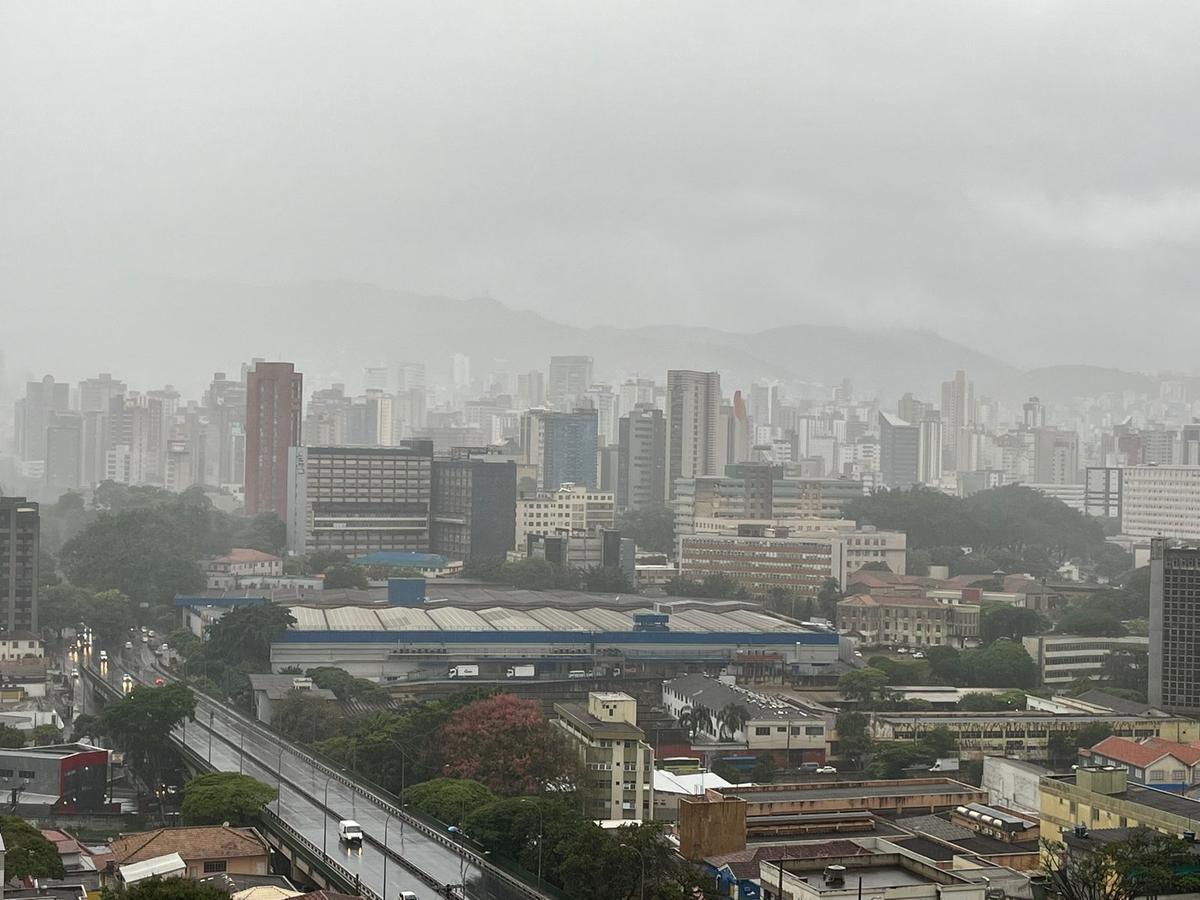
[678,704,714,740]
[717,703,750,741]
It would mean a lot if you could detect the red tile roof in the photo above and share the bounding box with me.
[839,593,946,609]
[1089,735,1200,769]
[111,826,267,865]
[211,548,281,564]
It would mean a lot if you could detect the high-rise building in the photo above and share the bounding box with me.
[79,373,127,414]
[940,370,974,471]
[916,418,944,486]
[666,370,721,498]
[878,412,919,488]
[517,371,547,409]
[204,372,248,487]
[1150,539,1200,714]
[1182,422,1200,466]
[1022,397,1046,430]
[583,384,619,447]
[548,356,594,411]
[616,405,666,511]
[897,393,933,425]
[245,362,303,517]
[286,442,433,557]
[430,448,517,562]
[542,410,599,490]
[0,497,39,635]
[13,376,70,462]
[44,411,83,494]
[451,353,471,390]
[1033,427,1080,485]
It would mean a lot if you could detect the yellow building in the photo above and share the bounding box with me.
[1040,767,1200,850]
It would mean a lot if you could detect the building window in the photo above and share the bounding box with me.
[17,770,34,779]
[755,727,770,736]
[203,861,227,874]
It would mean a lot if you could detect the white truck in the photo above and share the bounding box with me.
[929,758,960,773]
[506,665,536,678]
[448,665,479,679]
[337,819,363,846]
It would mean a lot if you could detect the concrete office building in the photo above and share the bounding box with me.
[878,413,919,488]
[1022,633,1148,686]
[547,356,593,411]
[514,483,615,550]
[523,529,635,579]
[667,370,722,498]
[553,692,653,821]
[286,443,433,557]
[0,497,39,634]
[1122,466,1200,540]
[1150,538,1200,714]
[1033,427,1081,485]
[838,594,977,649]
[677,526,843,597]
[616,404,666,511]
[1085,466,1123,519]
[430,448,517,562]
[244,362,303,517]
[44,411,83,494]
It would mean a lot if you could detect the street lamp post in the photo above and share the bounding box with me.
[383,811,391,898]
[620,843,646,900]
[521,798,544,892]
[322,773,334,855]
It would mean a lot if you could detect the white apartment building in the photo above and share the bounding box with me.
[1022,634,1149,686]
[514,483,615,551]
[1121,465,1200,540]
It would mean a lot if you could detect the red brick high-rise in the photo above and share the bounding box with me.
[244,362,303,517]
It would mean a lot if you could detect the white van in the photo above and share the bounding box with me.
[399,893,419,900]
[337,819,363,846]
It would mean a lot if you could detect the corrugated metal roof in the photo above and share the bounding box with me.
[323,607,383,631]
[288,607,328,630]
[724,609,793,632]
[674,609,749,633]
[374,607,437,631]
[573,608,636,631]
[427,607,490,631]
[476,607,543,631]
[525,608,592,632]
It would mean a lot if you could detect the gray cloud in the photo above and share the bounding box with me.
[3,2,1200,375]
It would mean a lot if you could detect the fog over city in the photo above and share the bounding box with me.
[6,3,1200,395]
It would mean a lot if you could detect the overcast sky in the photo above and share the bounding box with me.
[3,3,1200,372]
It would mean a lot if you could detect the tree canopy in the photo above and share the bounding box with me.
[102,682,196,780]
[0,815,65,880]
[403,777,496,825]
[614,505,674,554]
[980,605,1048,645]
[101,877,229,900]
[181,772,277,825]
[441,693,580,794]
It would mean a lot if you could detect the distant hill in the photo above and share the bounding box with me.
[0,268,1155,402]
[1015,366,1159,403]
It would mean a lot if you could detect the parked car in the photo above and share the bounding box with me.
[337,819,363,846]
[896,647,909,654]
[124,641,134,651]
[912,651,926,659]
[815,765,838,774]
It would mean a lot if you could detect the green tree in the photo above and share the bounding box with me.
[0,726,26,749]
[60,508,204,607]
[28,724,62,746]
[960,639,1038,689]
[582,565,636,594]
[403,777,496,824]
[1102,646,1148,697]
[925,645,963,683]
[980,605,1048,645]
[39,583,91,639]
[200,603,296,670]
[1043,826,1200,900]
[838,666,890,703]
[101,877,229,900]
[716,703,750,741]
[72,713,103,742]
[917,726,956,759]
[958,691,1025,711]
[709,757,742,783]
[305,666,389,702]
[322,564,370,589]
[0,815,65,879]
[1094,543,1133,581]
[272,692,345,744]
[79,589,135,644]
[230,512,287,555]
[835,711,873,768]
[181,772,277,825]
[102,682,195,781]
[614,505,675,554]
[1057,606,1127,636]
[867,742,921,779]
[677,704,713,740]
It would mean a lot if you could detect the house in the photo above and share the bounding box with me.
[246,674,337,726]
[203,549,284,590]
[107,825,269,883]
[1082,735,1200,792]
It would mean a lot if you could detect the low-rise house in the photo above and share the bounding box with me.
[203,549,283,590]
[246,674,336,726]
[107,825,269,884]
[1082,735,1200,792]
